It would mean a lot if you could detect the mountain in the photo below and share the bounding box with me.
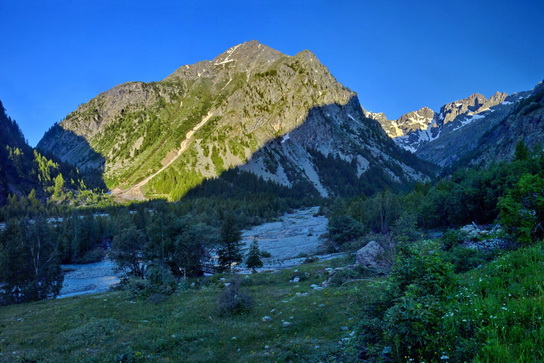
[0,101,87,205]
[38,41,432,201]
[418,81,544,168]
[369,92,508,152]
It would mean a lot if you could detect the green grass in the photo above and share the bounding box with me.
[444,243,544,362]
[0,259,365,362]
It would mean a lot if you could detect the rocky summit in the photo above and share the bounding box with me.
[368,80,544,168]
[417,81,544,167]
[38,41,431,201]
[369,92,508,152]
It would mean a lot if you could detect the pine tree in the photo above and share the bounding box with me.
[0,217,63,304]
[514,140,529,161]
[217,214,243,272]
[245,237,263,273]
[53,173,65,199]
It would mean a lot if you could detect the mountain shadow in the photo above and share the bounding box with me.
[0,101,107,206]
[37,124,107,191]
[137,95,437,202]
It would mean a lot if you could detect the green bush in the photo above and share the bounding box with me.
[326,215,366,251]
[499,173,544,244]
[217,279,253,316]
[443,245,496,273]
[357,240,456,361]
[441,229,469,251]
[122,263,177,298]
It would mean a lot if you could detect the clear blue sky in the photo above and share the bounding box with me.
[1,0,543,146]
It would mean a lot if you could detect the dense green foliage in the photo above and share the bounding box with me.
[334,142,544,361]
[355,238,544,362]
[0,216,63,305]
[327,145,544,248]
[499,173,544,244]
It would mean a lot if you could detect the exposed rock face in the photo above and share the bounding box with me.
[355,241,385,269]
[371,92,508,153]
[38,41,431,201]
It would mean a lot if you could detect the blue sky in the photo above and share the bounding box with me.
[1,0,543,146]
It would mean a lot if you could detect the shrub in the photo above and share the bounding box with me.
[217,279,253,316]
[441,229,468,251]
[443,245,497,273]
[122,263,177,298]
[499,173,544,244]
[327,215,366,251]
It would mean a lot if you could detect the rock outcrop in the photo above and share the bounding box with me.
[355,241,386,269]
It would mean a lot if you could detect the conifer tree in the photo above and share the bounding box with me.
[245,237,263,273]
[514,140,530,161]
[217,214,243,272]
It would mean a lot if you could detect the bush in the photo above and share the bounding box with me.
[499,173,544,244]
[327,215,366,251]
[357,240,456,361]
[443,245,497,273]
[441,229,468,251]
[217,279,253,316]
[122,263,177,298]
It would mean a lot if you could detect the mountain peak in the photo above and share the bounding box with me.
[165,41,285,81]
[212,40,284,65]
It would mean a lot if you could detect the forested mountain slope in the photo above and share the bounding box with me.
[0,101,86,205]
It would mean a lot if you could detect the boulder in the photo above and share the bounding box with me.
[356,241,385,269]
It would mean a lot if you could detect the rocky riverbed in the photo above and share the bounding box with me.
[59,206,331,297]
[240,206,334,271]
[59,259,120,298]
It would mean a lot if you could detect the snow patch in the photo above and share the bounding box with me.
[281,133,291,144]
[453,114,486,131]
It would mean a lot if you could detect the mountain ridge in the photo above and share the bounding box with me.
[369,91,509,153]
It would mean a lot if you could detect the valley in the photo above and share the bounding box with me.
[0,37,543,362]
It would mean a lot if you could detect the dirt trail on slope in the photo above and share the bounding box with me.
[112,112,214,200]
